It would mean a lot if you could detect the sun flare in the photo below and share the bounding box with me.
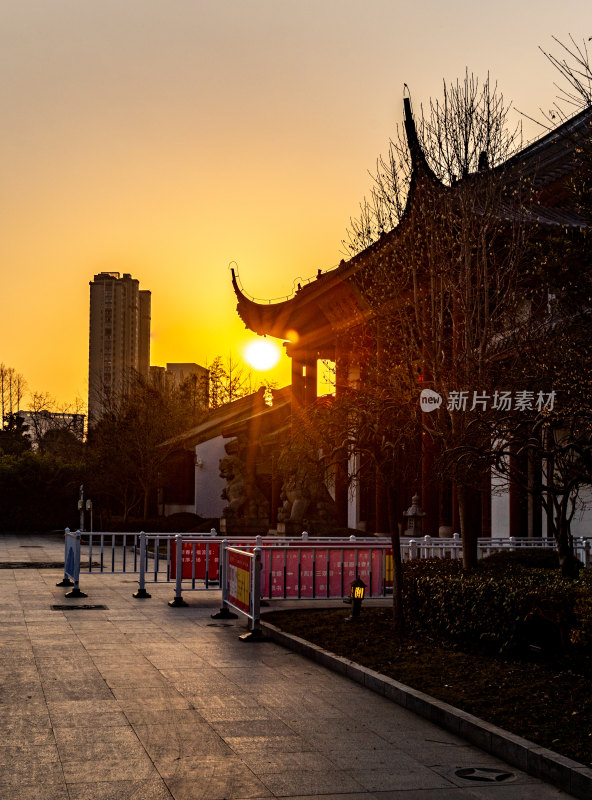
[244,338,281,371]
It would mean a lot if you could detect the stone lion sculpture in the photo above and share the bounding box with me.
[219,453,269,521]
[219,455,247,517]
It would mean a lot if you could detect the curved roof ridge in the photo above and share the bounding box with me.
[399,95,445,224]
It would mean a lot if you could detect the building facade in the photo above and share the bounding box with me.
[231,99,592,542]
[17,410,85,449]
[88,272,151,424]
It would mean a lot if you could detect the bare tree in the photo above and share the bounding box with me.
[540,35,592,121]
[24,392,85,454]
[0,364,27,420]
[343,72,521,256]
[87,376,207,521]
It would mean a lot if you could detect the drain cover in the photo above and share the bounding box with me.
[455,768,514,783]
[20,545,42,548]
[51,604,108,611]
[207,623,234,628]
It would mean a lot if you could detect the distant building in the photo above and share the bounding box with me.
[150,362,209,407]
[88,272,151,424]
[17,410,85,449]
[166,363,209,406]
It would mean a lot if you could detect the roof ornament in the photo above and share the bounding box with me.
[478,150,490,171]
[402,91,441,200]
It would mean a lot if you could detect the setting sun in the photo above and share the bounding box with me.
[244,338,281,371]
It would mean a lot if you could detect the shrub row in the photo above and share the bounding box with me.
[401,554,592,656]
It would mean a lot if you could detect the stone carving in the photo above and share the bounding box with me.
[219,441,269,523]
[277,464,337,533]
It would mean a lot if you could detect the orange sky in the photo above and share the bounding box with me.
[1,1,590,411]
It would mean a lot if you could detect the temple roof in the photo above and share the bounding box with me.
[232,100,592,348]
[161,387,268,450]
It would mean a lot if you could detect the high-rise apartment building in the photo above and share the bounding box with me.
[88,272,151,424]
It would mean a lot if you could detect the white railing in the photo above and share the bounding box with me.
[61,528,591,601]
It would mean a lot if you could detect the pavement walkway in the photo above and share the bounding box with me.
[0,533,576,799]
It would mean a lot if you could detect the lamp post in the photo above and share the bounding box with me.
[77,484,85,532]
[347,577,367,620]
[86,499,93,533]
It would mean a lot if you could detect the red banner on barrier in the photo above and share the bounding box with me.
[170,541,220,580]
[228,549,251,613]
[237,544,390,600]
[300,549,314,597]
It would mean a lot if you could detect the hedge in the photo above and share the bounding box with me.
[401,556,592,656]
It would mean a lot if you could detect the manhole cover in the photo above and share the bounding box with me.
[207,623,234,628]
[51,605,108,611]
[455,768,515,783]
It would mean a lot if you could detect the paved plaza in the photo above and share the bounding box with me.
[0,534,576,799]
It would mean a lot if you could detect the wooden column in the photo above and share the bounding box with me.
[291,357,306,409]
[509,441,528,537]
[334,351,349,528]
[481,471,492,537]
[421,432,439,537]
[304,356,318,406]
[270,452,280,528]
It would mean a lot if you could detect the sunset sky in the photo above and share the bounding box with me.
[1,1,590,410]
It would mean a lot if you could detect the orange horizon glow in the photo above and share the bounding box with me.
[0,3,584,412]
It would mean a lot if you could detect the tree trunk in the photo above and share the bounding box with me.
[388,490,405,634]
[554,506,579,579]
[457,484,478,570]
[143,487,150,521]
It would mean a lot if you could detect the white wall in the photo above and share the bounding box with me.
[194,436,227,519]
[571,486,592,538]
[491,468,510,538]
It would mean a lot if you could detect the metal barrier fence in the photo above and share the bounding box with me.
[60,528,592,607]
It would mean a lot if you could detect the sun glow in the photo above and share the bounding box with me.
[244,338,281,371]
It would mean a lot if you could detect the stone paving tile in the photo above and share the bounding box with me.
[99,667,170,689]
[124,708,207,726]
[452,785,577,798]
[184,692,264,710]
[111,686,192,711]
[0,546,579,800]
[238,748,339,773]
[50,709,130,729]
[133,721,233,761]
[251,688,349,717]
[277,795,378,800]
[284,715,395,751]
[46,698,123,718]
[0,784,70,800]
[158,667,232,695]
[54,725,145,762]
[41,679,114,703]
[61,758,160,784]
[66,777,174,800]
[344,766,454,792]
[0,685,46,704]
[0,743,59,764]
[258,767,365,797]
[196,704,280,723]
[37,664,104,682]
[223,735,318,755]
[161,759,273,800]
[0,759,65,786]
[0,716,54,746]
[210,718,305,739]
